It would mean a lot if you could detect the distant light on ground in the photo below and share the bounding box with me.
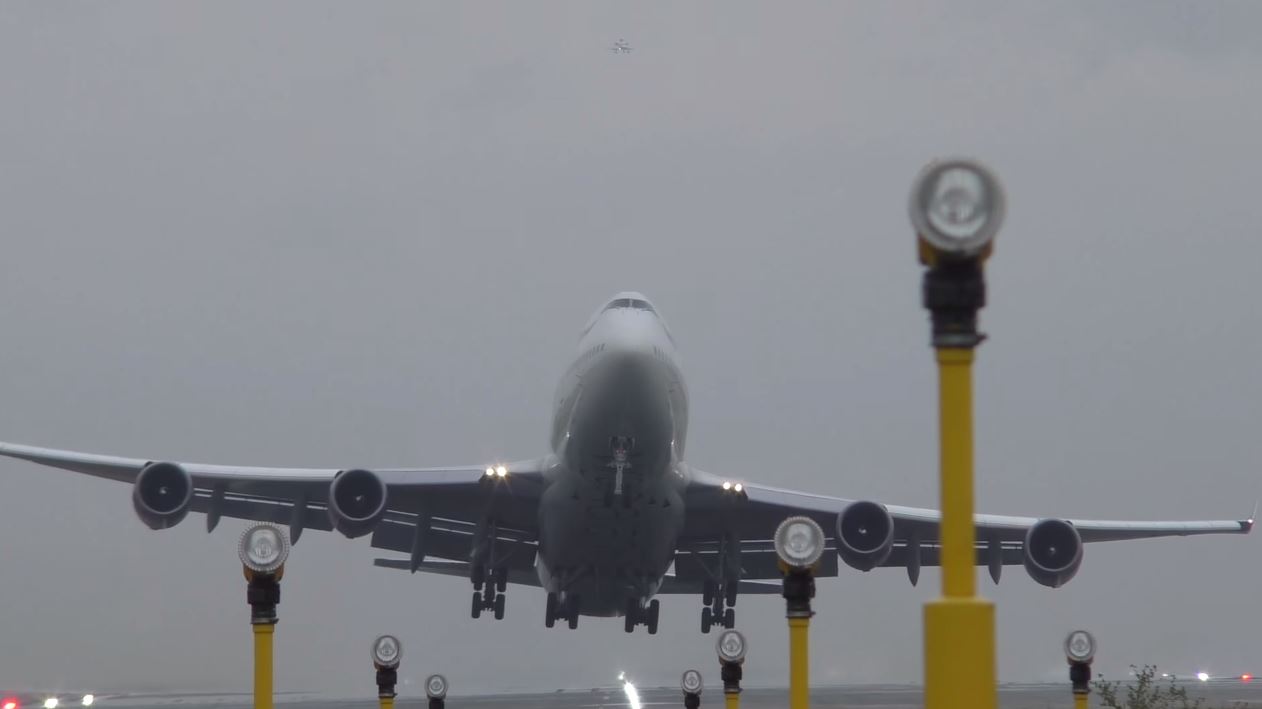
[43,699,58,709]
[80,696,94,707]
[1198,672,1210,682]
[620,673,642,709]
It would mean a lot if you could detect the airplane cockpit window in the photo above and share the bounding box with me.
[602,298,656,314]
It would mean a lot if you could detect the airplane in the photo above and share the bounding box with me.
[610,39,632,54]
[0,291,1253,635]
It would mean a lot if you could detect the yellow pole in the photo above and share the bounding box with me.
[725,691,741,709]
[379,698,395,709]
[789,617,810,709]
[923,347,996,709]
[1074,691,1088,709]
[253,623,274,709]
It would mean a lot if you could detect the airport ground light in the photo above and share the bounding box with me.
[910,158,1006,709]
[1065,630,1096,709]
[1093,665,1230,709]
[681,669,703,709]
[238,523,290,709]
[371,635,402,709]
[425,674,449,709]
[716,629,747,709]
[774,516,825,709]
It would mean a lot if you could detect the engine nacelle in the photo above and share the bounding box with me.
[835,500,895,571]
[132,461,194,530]
[327,468,387,538]
[1023,518,1083,588]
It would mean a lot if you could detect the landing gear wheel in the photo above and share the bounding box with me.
[647,600,660,635]
[471,564,485,590]
[496,568,508,593]
[545,592,558,628]
[701,606,712,634]
[567,595,580,629]
[725,584,738,607]
[494,593,506,620]
[471,591,482,619]
[624,598,638,633]
[724,607,735,629]
[483,583,496,605]
[702,580,715,607]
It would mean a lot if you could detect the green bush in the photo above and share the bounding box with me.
[1094,665,1244,709]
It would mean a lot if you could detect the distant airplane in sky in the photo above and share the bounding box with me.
[610,39,632,54]
[0,292,1253,635]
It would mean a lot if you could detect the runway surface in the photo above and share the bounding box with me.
[22,683,1262,708]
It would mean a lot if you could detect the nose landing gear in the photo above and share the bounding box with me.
[544,591,581,629]
[470,564,508,620]
[700,580,737,633]
[622,597,660,634]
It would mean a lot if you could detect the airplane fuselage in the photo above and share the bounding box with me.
[536,293,690,616]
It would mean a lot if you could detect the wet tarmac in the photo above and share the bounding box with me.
[22,683,1262,708]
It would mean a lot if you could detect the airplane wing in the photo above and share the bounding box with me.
[0,441,546,582]
[677,467,1253,586]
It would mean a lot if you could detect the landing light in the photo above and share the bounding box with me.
[3,699,17,709]
[774,515,826,569]
[425,674,448,700]
[1198,672,1210,682]
[681,669,703,695]
[238,523,289,575]
[496,465,508,478]
[716,629,748,664]
[1243,674,1253,683]
[485,467,495,477]
[42,699,57,709]
[371,634,402,669]
[80,697,93,708]
[909,158,1005,261]
[722,481,731,491]
[733,483,743,493]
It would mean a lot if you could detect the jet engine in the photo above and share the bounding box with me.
[327,468,388,538]
[132,461,194,530]
[1022,518,1083,588]
[835,500,895,571]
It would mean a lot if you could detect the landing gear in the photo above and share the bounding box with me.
[545,591,581,630]
[623,597,660,634]
[471,564,508,620]
[700,580,738,633]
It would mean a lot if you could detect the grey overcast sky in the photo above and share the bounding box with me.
[1,0,1260,696]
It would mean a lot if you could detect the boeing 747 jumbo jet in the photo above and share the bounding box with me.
[0,292,1253,634]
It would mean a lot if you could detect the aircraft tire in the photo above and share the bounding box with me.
[724,607,735,629]
[702,581,714,607]
[701,607,712,634]
[496,568,507,593]
[725,584,737,607]
[494,593,506,620]
[471,592,482,619]
[648,600,660,635]
[545,593,558,628]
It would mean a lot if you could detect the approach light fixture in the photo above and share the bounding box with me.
[2,699,16,709]
[715,629,748,665]
[425,674,448,700]
[371,635,402,669]
[909,158,1005,261]
[1198,672,1210,682]
[1064,630,1096,664]
[42,700,57,709]
[79,697,93,708]
[238,523,290,575]
[774,515,826,569]
[681,669,703,695]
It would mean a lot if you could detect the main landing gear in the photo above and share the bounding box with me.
[623,597,660,634]
[470,564,508,620]
[544,591,581,630]
[700,580,737,634]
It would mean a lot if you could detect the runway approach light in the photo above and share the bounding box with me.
[681,669,703,695]
[909,158,1005,262]
[425,674,448,700]
[774,515,826,569]
[42,699,57,709]
[80,697,93,707]
[1198,672,1210,682]
[2,698,16,709]
[716,628,748,665]
[238,523,289,575]
[371,634,402,670]
[1064,630,1096,664]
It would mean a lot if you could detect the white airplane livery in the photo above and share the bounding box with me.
[0,292,1253,634]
